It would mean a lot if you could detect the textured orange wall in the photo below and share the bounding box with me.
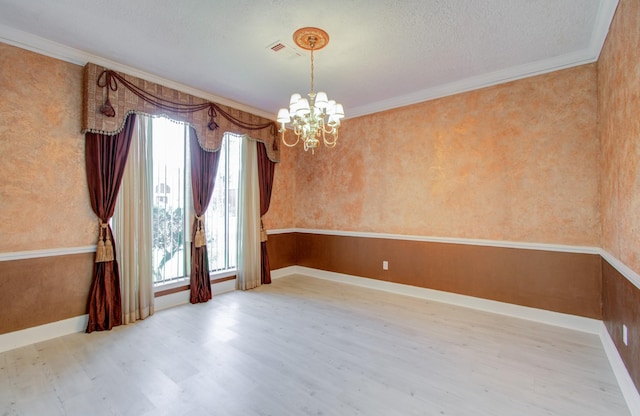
[0,43,96,252]
[263,143,296,230]
[0,41,605,251]
[598,0,640,275]
[292,66,600,246]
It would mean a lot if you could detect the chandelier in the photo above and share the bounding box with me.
[276,27,345,154]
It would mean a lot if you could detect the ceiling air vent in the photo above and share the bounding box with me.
[266,40,303,60]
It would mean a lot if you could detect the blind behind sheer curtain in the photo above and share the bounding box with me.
[113,115,154,323]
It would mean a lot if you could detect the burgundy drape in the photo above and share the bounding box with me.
[189,127,221,303]
[85,114,137,333]
[257,141,276,284]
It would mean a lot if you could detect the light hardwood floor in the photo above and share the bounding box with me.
[0,275,631,415]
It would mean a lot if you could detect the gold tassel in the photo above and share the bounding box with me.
[194,217,206,248]
[104,236,114,262]
[95,238,106,263]
[194,230,204,248]
[260,218,268,243]
[95,222,114,263]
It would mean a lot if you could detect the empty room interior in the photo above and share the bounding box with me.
[1,0,640,415]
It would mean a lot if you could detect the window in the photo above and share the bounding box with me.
[151,118,189,285]
[150,117,240,286]
[205,133,241,272]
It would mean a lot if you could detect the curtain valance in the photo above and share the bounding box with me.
[81,63,280,162]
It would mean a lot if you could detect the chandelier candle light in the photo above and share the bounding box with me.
[277,27,345,153]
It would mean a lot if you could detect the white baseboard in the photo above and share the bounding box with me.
[0,278,237,354]
[270,266,298,280]
[2,266,638,414]
[273,266,639,415]
[0,315,88,353]
[600,323,640,415]
[283,266,601,334]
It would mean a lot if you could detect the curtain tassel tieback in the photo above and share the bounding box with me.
[95,221,115,263]
[194,215,206,248]
[260,218,268,243]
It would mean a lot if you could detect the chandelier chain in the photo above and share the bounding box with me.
[310,37,315,93]
[310,49,315,93]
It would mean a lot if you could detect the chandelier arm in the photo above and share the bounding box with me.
[281,130,300,147]
[321,123,334,135]
[324,135,337,147]
[324,137,337,146]
[324,126,338,146]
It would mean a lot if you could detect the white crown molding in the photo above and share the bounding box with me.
[591,0,620,61]
[348,0,619,119]
[0,1,619,123]
[0,24,274,121]
[348,50,598,119]
[0,245,96,262]
[0,24,87,66]
[274,228,600,254]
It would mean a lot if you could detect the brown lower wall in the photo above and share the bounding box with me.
[0,234,298,335]
[0,233,612,336]
[266,232,298,270]
[602,259,640,394]
[292,232,602,319]
[3,233,637,397]
[0,252,94,334]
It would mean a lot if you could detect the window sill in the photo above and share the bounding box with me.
[154,277,189,293]
[154,269,237,298]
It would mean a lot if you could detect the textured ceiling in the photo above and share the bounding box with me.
[0,0,618,119]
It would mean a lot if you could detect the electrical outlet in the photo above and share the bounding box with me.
[623,324,628,346]
[382,260,389,270]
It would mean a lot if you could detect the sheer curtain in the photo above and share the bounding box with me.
[236,137,261,290]
[113,115,154,324]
